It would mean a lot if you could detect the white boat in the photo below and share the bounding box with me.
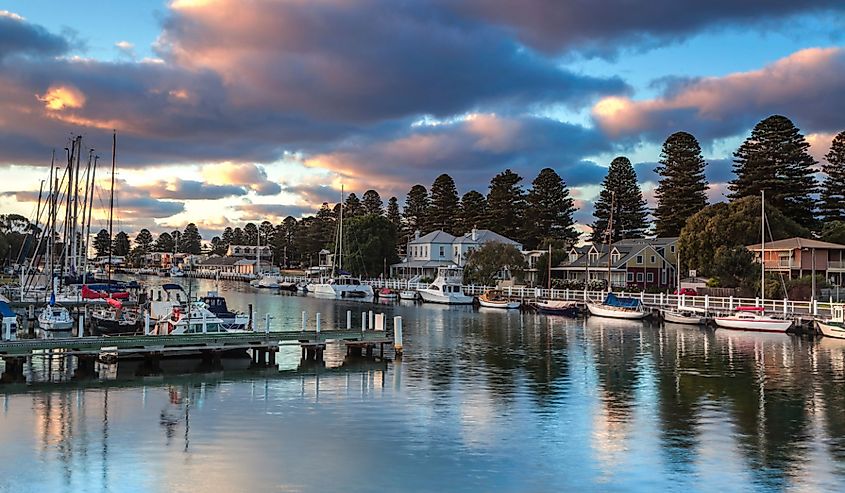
[586,293,649,320]
[816,304,845,339]
[377,288,399,300]
[662,306,707,325]
[478,290,520,309]
[169,265,184,277]
[250,274,281,288]
[154,301,249,335]
[418,268,473,305]
[399,289,418,300]
[309,276,374,298]
[38,304,74,331]
[714,306,792,332]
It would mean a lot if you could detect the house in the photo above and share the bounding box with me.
[746,237,845,285]
[553,237,678,290]
[227,244,272,259]
[390,228,523,279]
[198,255,277,276]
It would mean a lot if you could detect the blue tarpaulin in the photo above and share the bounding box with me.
[604,293,641,308]
[0,301,14,318]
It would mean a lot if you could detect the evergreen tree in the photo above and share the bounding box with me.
[231,227,244,245]
[525,168,578,249]
[820,131,845,224]
[171,230,181,252]
[362,189,384,216]
[403,185,430,234]
[728,115,818,227]
[94,229,111,257]
[653,131,709,237]
[210,236,227,256]
[344,192,363,218]
[428,173,460,234]
[221,227,234,247]
[134,228,154,254]
[111,231,130,256]
[386,196,401,229]
[591,157,648,243]
[179,223,202,254]
[457,190,486,235]
[243,222,258,245]
[343,215,400,277]
[486,169,526,242]
[154,232,173,252]
[259,221,275,246]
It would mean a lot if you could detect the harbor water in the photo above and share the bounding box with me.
[2,277,845,492]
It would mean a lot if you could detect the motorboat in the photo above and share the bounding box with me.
[200,292,250,331]
[661,306,707,325]
[534,299,578,317]
[250,274,281,288]
[309,275,374,298]
[296,281,309,293]
[154,302,248,335]
[816,304,845,339]
[478,290,520,309]
[418,268,473,305]
[714,306,793,332]
[38,304,74,331]
[377,288,399,300]
[399,289,418,301]
[586,293,649,320]
[0,299,18,340]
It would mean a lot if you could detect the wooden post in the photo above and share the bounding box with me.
[316,312,321,333]
[346,310,352,330]
[369,310,374,330]
[729,296,734,311]
[4,319,10,341]
[202,312,208,334]
[248,304,254,331]
[265,313,271,333]
[362,312,367,331]
[301,311,307,331]
[78,314,84,338]
[704,295,709,312]
[144,310,150,335]
[783,298,788,316]
[393,316,403,357]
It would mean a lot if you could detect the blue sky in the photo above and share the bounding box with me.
[1,0,843,236]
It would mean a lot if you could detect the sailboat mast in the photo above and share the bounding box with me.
[108,130,116,282]
[761,189,765,305]
[256,222,261,277]
[606,191,615,292]
[81,150,95,283]
[547,243,552,290]
[339,185,344,273]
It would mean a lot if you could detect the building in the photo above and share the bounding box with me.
[553,237,678,290]
[390,228,523,279]
[746,237,845,285]
[197,255,277,276]
[227,244,272,259]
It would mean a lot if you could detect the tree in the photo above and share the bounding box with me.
[171,230,182,252]
[259,221,275,246]
[820,221,845,245]
[362,190,384,216]
[154,232,174,252]
[820,131,845,224]
[181,223,202,254]
[94,229,111,257]
[273,216,299,267]
[134,228,154,254]
[710,246,759,291]
[486,169,526,242]
[111,231,130,256]
[728,115,818,227]
[386,196,401,229]
[221,227,234,247]
[428,174,459,234]
[243,222,258,245]
[403,184,430,234]
[457,190,486,235]
[678,196,809,276]
[463,242,527,285]
[342,214,399,277]
[210,236,227,256]
[653,132,709,237]
[231,227,244,245]
[344,192,363,218]
[525,168,578,249]
[534,248,568,289]
[591,156,648,243]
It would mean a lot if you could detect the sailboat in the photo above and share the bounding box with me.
[38,293,74,331]
[714,191,793,333]
[308,186,374,298]
[661,250,708,325]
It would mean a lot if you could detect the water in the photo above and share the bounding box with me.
[3,277,845,492]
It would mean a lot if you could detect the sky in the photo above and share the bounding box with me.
[1,0,844,239]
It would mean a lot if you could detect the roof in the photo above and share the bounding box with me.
[410,230,456,244]
[746,237,845,251]
[390,259,459,269]
[453,229,521,247]
[613,237,678,247]
[556,242,671,270]
[200,257,240,266]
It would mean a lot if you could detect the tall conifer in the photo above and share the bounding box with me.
[653,131,709,237]
[486,169,526,242]
[403,185,430,234]
[820,131,845,224]
[525,168,578,248]
[428,174,460,234]
[591,157,648,243]
[457,190,486,235]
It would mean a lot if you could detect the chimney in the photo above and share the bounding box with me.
[471,227,477,241]
[414,230,420,240]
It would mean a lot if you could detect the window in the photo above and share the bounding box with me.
[670,245,676,253]
[647,272,654,282]
[570,252,578,262]
[650,255,656,263]
[627,272,634,282]
[439,246,445,257]
[637,272,644,282]
[636,255,643,264]
[589,252,599,263]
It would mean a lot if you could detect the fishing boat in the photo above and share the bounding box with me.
[418,267,473,305]
[534,300,578,317]
[478,290,520,309]
[661,306,707,325]
[377,288,399,300]
[816,304,845,339]
[586,293,649,320]
[399,289,418,301]
[38,301,74,331]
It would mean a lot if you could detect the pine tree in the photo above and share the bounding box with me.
[486,169,526,242]
[820,131,845,224]
[134,228,154,254]
[181,223,202,254]
[259,221,275,246]
[728,115,818,227]
[231,227,244,245]
[386,196,401,229]
[243,223,258,245]
[111,231,130,256]
[344,192,363,218]
[403,185,430,234]
[362,190,384,216]
[428,173,460,234]
[94,229,111,257]
[653,131,709,237]
[171,230,181,252]
[457,190,486,235]
[221,227,234,248]
[525,168,578,249]
[591,156,648,243]
[154,232,173,252]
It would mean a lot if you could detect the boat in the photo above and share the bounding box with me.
[296,281,309,293]
[816,304,845,339]
[478,290,520,309]
[534,299,578,317]
[153,301,248,335]
[713,191,792,333]
[661,306,707,325]
[377,288,399,300]
[38,303,74,331]
[200,291,250,331]
[91,299,141,336]
[250,274,281,288]
[399,289,418,301]
[169,265,185,277]
[418,267,473,305]
[586,293,649,320]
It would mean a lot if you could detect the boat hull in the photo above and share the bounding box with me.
[399,290,418,300]
[816,320,845,339]
[586,302,649,320]
[418,290,474,305]
[662,310,705,325]
[478,298,521,309]
[713,317,792,332]
[309,284,374,298]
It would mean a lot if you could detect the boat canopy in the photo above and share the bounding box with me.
[162,283,184,291]
[604,293,641,308]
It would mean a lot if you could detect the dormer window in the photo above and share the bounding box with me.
[588,252,599,263]
[569,252,578,262]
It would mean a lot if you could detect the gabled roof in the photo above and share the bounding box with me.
[200,257,240,266]
[453,229,520,246]
[746,237,845,251]
[410,230,456,244]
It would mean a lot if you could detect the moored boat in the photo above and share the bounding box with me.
[816,304,845,339]
[38,303,74,331]
[714,306,792,332]
[478,290,520,309]
[399,289,418,300]
[377,288,399,300]
[417,268,473,305]
[534,299,578,317]
[661,307,707,325]
[586,293,649,320]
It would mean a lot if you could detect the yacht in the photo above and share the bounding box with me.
[534,300,578,317]
[399,289,418,301]
[816,304,845,339]
[200,292,250,330]
[586,292,649,320]
[169,265,185,277]
[38,304,74,331]
[91,302,142,336]
[154,301,247,335]
[250,274,281,288]
[309,275,374,298]
[418,268,473,305]
[478,290,520,309]
[661,306,707,325]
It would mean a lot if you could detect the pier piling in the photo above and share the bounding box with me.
[393,316,403,358]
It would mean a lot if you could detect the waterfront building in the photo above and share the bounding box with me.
[746,237,845,285]
[226,244,272,259]
[197,255,277,276]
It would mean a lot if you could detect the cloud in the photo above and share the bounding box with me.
[592,47,845,143]
[0,10,69,59]
[138,178,246,200]
[115,40,135,59]
[37,84,86,111]
[202,163,281,195]
[232,203,316,222]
